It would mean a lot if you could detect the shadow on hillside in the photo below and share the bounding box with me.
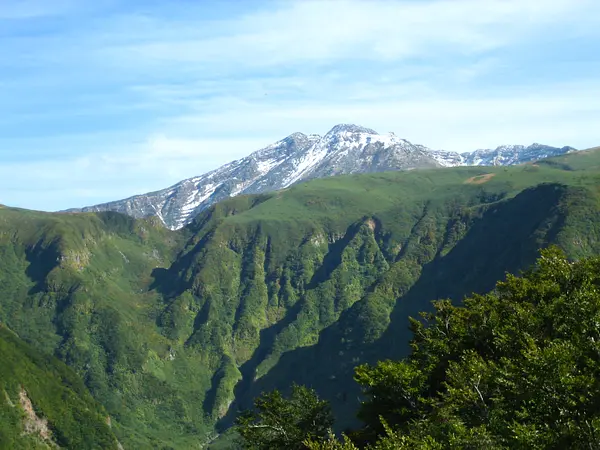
[230,183,569,430]
[380,182,567,359]
[307,222,363,289]
[25,239,62,294]
[149,229,217,298]
[216,297,305,430]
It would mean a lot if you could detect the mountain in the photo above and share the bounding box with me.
[2,148,598,448]
[67,124,575,230]
[0,324,119,449]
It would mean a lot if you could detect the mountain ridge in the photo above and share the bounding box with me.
[65,123,575,230]
[1,147,599,448]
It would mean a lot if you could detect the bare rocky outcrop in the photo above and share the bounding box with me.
[19,387,56,446]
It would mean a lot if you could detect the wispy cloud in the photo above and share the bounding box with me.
[96,0,597,68]
[0,134,270,210]
[1,0,599,210]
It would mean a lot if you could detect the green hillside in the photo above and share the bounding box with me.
[0,324,118,449]
[1,148,600,447]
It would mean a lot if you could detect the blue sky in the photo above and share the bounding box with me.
[1,0,599,211]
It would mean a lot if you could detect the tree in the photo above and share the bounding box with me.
[236,384,334,449]
[349,247,600,449]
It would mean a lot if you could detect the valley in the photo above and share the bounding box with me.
[1,148,600,447]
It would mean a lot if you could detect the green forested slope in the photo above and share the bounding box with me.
[1,149,600,447]
[0,210,205,448]
[239,248,600,449]
[0,324,118,449]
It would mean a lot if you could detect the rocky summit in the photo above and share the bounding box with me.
[66,124,575,230]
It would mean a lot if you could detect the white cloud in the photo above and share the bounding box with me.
[159,77,600,151]
[98,0,598,70]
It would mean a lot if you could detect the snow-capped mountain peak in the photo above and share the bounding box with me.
[67,124,575,230]
[326,123,378,135]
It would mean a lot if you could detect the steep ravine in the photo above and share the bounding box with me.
[152,184,566,429]
[2,159,600,447]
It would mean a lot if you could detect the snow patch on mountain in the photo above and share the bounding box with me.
[281,142,328,187]
[256,158,282,174]
[181,183,218,214]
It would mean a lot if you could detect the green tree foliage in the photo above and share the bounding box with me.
[306,422,443,450]
[342,247,600,449]
[236,384,334,449]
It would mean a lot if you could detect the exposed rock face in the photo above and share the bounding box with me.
[19,388,55,445]
[66,124,575,230]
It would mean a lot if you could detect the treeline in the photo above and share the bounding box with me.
[236,248,600,449]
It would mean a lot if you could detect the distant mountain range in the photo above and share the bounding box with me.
[66,124,576,230]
